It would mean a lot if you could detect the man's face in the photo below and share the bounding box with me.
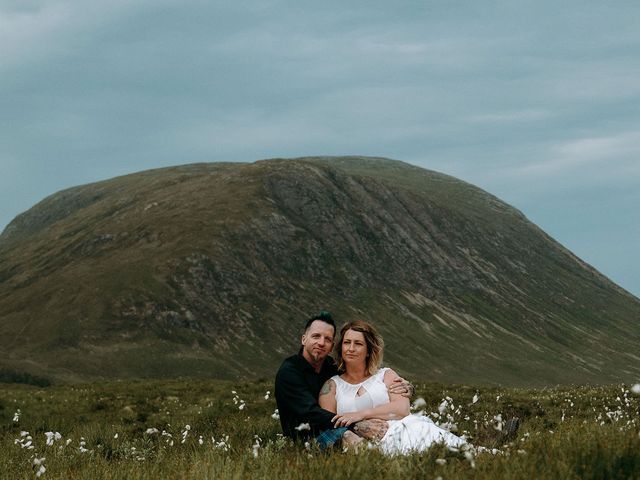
[301,320,335,365]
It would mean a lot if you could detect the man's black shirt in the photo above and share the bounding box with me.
[274,351,339,439]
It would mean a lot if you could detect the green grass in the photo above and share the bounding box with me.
[2,379,640,479]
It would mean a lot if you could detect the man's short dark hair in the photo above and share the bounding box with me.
[304,310,335,332]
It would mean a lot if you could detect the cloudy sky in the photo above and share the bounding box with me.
[1,1,638,296]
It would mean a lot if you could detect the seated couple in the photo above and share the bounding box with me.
[274,311,467,454]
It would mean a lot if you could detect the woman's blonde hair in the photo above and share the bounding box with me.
[335,320,384,376]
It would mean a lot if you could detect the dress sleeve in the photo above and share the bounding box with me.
[275,363,335,432]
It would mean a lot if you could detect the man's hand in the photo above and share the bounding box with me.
[387,376,414,398]
[352,419,388,441]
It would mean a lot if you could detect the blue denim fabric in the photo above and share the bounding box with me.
[316,427,348,450]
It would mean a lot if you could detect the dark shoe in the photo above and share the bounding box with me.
[499,417,520,443]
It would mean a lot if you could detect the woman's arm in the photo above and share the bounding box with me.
[331,369,410,427]
[318,379,337,413]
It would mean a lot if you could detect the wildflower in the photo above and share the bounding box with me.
[181,425,191,444]
[631,384,640,395]
[44,432,62,446]
[113,433,119,439]
[493,414,503,431]
[198,436,204,445]
[252,435,261,458]
[14,432,35,450]
[271,408,280,420]
[435,458,446,465]
[472,393,479,404]
[412,397,427,410]
[264,391,271,400]
[13,409,21,422]
[33,457,46,478]
[145,428,159,435]
[295,423,310,431]
[464,450,476,468]
[79,438,89,453]
[239,403,246,410]
[212,435,231,451]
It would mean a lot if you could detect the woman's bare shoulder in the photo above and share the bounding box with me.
[382,368,400,385]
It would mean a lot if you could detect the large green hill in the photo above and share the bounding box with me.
[1,157,639,385]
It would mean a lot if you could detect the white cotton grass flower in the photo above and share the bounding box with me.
[264,390,271,400]
[493,414,503,431]
[33,457,46,477]
[79,438,90,453]
[411,397,427,410]
[252,435,262,458]
[13,409,21,422]
[461,443,476,468]
[181,425,191,444]
[162,430,175,447]
[45,431,62,446]
[271,408,280,420]
[631,384,640,395]
[295,423,310,431]
[14,431,35,450]
[212,434,231,451]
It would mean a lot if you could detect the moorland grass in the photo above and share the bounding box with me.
[1,379,640,479]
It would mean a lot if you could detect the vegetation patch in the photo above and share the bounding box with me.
[2,378,640,479]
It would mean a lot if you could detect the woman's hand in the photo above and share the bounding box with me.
[332,411,366,427]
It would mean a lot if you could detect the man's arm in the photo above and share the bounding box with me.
[274,363,335,433]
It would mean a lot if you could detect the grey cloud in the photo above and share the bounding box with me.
[1,0,639,294]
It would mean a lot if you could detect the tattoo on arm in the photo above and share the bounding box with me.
[320,381,331,396]
[355,421,370,433]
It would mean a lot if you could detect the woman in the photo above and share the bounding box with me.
[319,320,467,454]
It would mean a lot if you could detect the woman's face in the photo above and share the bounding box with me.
[341,329,368,367]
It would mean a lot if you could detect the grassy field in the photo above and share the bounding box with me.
[2,378,640,479]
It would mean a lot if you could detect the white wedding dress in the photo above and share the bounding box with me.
[332,368,467,455]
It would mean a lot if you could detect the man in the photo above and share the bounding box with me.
[274,311,412,449]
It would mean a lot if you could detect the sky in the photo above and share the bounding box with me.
[1,0,638,297]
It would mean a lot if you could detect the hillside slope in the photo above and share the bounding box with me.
[1,156,639,385]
